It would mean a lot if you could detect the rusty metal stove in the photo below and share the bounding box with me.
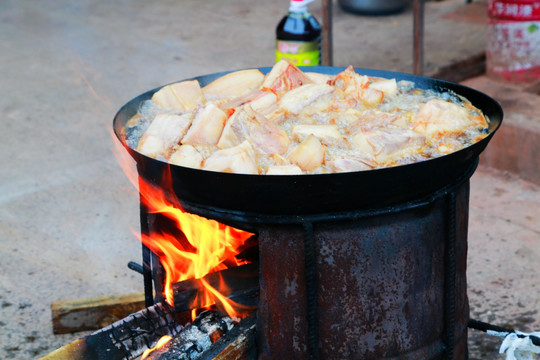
[113,66,504,360]
[138,161,474,359]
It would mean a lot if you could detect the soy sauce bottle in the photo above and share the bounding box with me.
[276,0,322,66]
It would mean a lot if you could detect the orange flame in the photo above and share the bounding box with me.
[137,181,254,303]
[141,335,172,360]
[112,132,254,319]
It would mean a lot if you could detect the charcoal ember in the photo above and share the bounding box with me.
[194,310,234,335]
[209,328,224,344]
[196,314,257,360]
[146,311,236,360]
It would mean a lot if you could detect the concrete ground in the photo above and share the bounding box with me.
[0,0,538,359]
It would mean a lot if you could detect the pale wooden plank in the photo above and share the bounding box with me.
[51,292,145,334]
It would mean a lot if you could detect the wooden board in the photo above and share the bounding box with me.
[38,338,91,360]
[51,292,145,334]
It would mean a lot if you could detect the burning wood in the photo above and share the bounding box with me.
[143,311,256,360]
[172,262,259,313]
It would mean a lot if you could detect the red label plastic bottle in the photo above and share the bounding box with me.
[486,0,540,82]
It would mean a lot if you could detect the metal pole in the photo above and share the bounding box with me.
[413,0,425,75]
[321,0,333,66]
[138,176,155,308]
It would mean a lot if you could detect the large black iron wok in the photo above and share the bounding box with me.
[113,67,503,215]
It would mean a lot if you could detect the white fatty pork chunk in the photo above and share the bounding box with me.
[217,106,290,155]
[202,69,265,101]
[137,113,193,158]
[292,124,342,145]
[413,99,480,138]
[369,77,398,96]
[221,90,277,115]
[168,145,203,169]
[346,110,409,135]
[305,72,333,84]
[286,134,326,172]
[352,128,426,165]
[278,83,335,114]
[151,80,205,112]
[202,140,258,174]
[182,103,227,146]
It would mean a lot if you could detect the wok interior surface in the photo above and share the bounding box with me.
[113,67,503,215]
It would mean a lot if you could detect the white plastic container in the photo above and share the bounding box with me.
[487,0,540,83]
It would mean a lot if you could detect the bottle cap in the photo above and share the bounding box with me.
[289,0,314,11]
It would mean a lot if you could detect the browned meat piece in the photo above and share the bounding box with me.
[261,60,313,95]
[330,66,385,105]
[330,65,369,94]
